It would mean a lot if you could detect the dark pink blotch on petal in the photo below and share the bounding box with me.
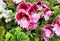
[28,3,38,15]
[27,2,32,8]
[42,7,50,14]
[37,0,45,6]
[15,10,30,21]
[17,2,29,11]
[53,16,60,25]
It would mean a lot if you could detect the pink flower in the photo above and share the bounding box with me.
[12,0,23,4]
[37,0,45,11]
[17,2,29,11]
[27,3,40,23]
[42,6,52,21]
[15,9,30,29]
[42,6,50,14]
[52,16,60,36]
[37,0,53,21]
[17,15,39,30]
[15,1,40,30]
[15,9,40,30]
[41,24,54,41]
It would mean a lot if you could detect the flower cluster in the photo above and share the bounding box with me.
[0,0,12,23]
[41,16,60,41]
[15,0,53,30]
[15,2,40,30]
[37,0,52,20]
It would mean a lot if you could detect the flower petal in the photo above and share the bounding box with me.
[30,13,40,23]
[19,17,29,29]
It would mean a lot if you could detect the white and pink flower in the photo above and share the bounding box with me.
[27,3,40,23]
[15,9,40,30]
[37,0,53,21]
[15,2,40,30]
[52,16,60,36]
[15,9,30,30]
[42,6,52,21]
[41,24,54,41]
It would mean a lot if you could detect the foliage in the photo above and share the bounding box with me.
[5,27,30,41]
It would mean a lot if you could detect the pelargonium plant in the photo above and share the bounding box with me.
[15,0,60,41]
[0,0,60,41]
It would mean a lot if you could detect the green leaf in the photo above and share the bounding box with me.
[26,0,38,3]
[5,27,30,41]
[17,32,30,41]
[9,27,21,34]
[0,36,5,41]
[10,36,16,41]
[0,12,2,15]
[5,32,13,41]
[34,36,40,41]
[0,26,5,37]
[8,13,15,17]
